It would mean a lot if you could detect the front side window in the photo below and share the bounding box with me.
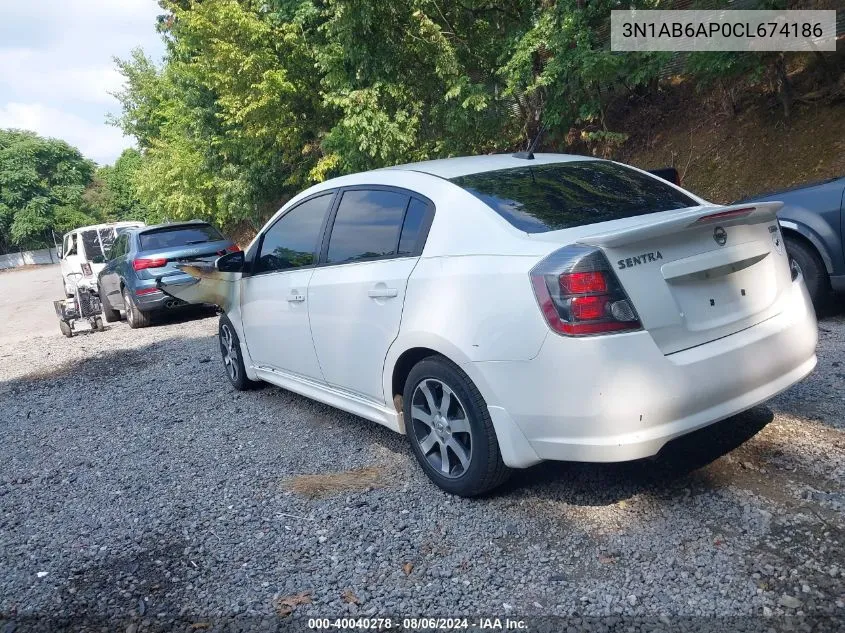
[257,193,334,273]
[326,189,409,264]
[450,161,697,233]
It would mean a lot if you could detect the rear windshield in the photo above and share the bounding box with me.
[450,161,697,233]
[139,224,224,251]
[80,230,103,259]
[80,228,119,260]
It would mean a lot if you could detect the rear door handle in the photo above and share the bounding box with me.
[368,287,398,298]
[287,293,306,303]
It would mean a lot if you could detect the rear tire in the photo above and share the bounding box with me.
[218,315,258,390]
[403,356,511,497]
[93,317,105,332]
[123,288,151,329]
[785,237,828,309]
[99,284,121,323]
[59,320,73,338]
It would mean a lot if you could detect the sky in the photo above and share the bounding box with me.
[0,0,165,166]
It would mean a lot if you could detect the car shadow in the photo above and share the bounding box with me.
[816,294,845,319]
[499,406,774,505]
[148,305,218,327]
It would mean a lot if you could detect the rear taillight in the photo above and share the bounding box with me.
[135,287,161,296]
[81,263,92,277]
[530,245,641,336]
[132,258,167,271]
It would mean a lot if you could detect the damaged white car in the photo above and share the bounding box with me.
[161,154,817,496]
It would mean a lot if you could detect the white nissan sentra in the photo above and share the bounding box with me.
[162,154,818,496]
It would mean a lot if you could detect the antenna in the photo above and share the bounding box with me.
[512,123,546,160]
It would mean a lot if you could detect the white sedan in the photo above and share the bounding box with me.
[162,154,818,496]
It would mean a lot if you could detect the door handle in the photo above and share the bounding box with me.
[287,293,306,303]
[368,287,398,298]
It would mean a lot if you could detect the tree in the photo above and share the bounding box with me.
[0,129,96,250]
[82,148,147,222]
[113,0,330,230]
[313,0,534,174]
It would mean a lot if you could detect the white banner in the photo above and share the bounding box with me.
[611,10,837,52]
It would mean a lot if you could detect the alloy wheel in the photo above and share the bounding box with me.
[220,323,239,382]
[410,378,472,478]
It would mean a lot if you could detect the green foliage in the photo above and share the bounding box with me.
[684,52,764,88]
[82,149,147,222]
[104,0,825,235]
[0,129,96,250]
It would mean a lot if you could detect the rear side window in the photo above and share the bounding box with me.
[257,193,334,273]
[398,198,429,256]
[450,161,697,233]
[139,224,224,251]
[326,189,409,264]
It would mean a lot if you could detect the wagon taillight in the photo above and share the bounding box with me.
[530,245,641,336]
[132,257,168,271]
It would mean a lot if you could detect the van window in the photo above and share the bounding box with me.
[80,230,105,260]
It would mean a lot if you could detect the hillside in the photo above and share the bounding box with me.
[612,76,845,204]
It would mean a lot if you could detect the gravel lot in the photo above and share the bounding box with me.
[0,266,843,631]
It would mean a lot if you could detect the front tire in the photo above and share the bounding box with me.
[59,320,73,338]
[123,288,151,329]
[403,356,511,496]
[218,315,258,390]
[785,237,828,309]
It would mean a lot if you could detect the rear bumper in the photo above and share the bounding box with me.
[134,272,195,311]
[473,278,818,466]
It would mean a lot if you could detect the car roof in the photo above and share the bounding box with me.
[136,220,212,234]
[382,153,600,179]
[66,221,144,235]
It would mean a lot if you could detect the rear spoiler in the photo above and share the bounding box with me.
[579,202,783,248]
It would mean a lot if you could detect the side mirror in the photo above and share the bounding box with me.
[216,250,245,273]
[91,254,106,264]
[57,249,63,259]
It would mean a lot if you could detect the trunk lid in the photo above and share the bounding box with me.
[536,203,792,354]
[133,240,235,280]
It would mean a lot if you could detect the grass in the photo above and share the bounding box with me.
[285,466,385,498]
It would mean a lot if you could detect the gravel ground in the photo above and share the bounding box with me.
[1,281,843,632]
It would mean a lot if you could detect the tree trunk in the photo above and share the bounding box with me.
[774,53,793,118]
